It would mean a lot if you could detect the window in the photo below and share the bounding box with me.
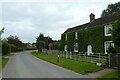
[65,34,67,41]
[104,24,112,36]
[75,32,78,39]
[104,41,114,54]
[74,43,78,52]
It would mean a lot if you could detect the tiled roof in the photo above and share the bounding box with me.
[63,13,117,33]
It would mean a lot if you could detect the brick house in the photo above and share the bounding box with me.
[61,13,117,55]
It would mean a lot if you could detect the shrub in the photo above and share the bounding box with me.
[17,48,24,51]
[10,44,18,52]
[2,42,11,55]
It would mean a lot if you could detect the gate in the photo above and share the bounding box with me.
[110,53,120,70]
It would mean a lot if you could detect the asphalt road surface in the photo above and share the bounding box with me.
[2,51,87,78]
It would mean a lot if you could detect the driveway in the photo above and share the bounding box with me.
[2,51,87,78]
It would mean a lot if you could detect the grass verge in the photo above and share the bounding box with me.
[32,52,103,75]
[0,59,2,71]
[0,58,9,71]
[0,53,13,71]
[4,53,14,57]
[97,70,120,80]
[2,58,9,69]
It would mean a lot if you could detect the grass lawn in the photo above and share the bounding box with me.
[97,70,120,80]
[32,52,103,75]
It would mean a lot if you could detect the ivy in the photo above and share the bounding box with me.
[66,32,74,51]
[61,25,115,53]
[78,26,105,53]
[59,34,65,51]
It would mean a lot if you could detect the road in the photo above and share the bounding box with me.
[2,51,87,78]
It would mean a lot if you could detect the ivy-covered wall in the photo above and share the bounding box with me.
[66,32,74,51]
[61,25,112,53]
[78,26,105,53]
[59,34,65,51]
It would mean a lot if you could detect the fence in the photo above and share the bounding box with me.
[78,53,107,65]
[53,51,120,69]
[59,51,108,66]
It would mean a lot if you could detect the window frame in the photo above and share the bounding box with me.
[75,32,78,39]
[74,43,78,52]
[104,41,114,54]
[104,24,112,36]
[65,33,67,41]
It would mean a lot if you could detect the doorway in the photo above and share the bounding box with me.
[87,45,92,55]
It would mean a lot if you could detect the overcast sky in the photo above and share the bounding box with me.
[0,0,120,43]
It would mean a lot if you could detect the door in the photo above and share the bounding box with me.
[64,45,67,52]
[87,45,92,55]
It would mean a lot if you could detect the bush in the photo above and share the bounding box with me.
[11,44,24,52]
[17,48,24,51]
[10,44,18,52]
[25,48,36,50]
[2,42,11,55]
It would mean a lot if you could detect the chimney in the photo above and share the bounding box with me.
[89,13,95,22]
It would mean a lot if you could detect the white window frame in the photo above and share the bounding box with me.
[104,41,114,54]
[75,32,78,39]
[65,34,67,41]
[104,24,112,36]
[74,43,78,52]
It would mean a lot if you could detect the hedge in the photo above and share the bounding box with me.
[2,42,11,55]
[2,42,25,55]
[10,44,18,52]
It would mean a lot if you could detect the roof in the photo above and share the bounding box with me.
[63,13,117,34]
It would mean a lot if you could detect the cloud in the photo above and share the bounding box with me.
[1,0,120,43]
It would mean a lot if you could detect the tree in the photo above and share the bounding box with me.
[44,36,53,49]
[7,35,25,49]
[101,1,120,17]
[36,33,45,52]
[53,40,60,50]
[36,33,53,52]
[112,11,120,52]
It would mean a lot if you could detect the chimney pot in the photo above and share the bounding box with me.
[89,13,95,22]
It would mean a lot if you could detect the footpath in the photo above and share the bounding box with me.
[84,68,116,78]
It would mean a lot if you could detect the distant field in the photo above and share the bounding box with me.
[32,52,103,75]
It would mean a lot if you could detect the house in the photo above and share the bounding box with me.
[61,13,117,55]
[25,43,36,49]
